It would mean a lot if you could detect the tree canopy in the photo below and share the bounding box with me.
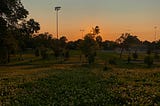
[0,0,28,26]
[0,0,40,63]
[116,33,141,58]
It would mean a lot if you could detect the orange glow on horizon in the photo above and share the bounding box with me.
[39,24,159,42]
[22,0,160,42]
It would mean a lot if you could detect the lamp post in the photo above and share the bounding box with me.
[55,6,61,39]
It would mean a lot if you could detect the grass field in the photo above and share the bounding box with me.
[1,51,160,105]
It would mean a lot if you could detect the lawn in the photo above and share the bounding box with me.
[1,51,160,105]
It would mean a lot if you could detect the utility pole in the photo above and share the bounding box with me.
[154,26,157,42]
[154,26,158,54]
[55,6,61,39]
[80,29,84,39]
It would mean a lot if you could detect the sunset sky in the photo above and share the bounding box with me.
[22,0,160,41]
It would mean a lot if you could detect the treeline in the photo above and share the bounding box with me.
[1,0,160,65]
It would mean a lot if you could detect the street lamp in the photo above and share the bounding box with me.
[55,6,61,39]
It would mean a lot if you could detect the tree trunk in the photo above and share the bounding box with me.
[120,48,124,58]
[7,49,10,63]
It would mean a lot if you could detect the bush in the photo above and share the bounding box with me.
[88,54,95,64]
[103,61,108,71]
[54,49,62,59]
[144,56,153,67]
[132,52,138,60]
[64,50,70,60]
[147,49,151,55]
[40,49,48,59]
[154,52,159,60]
[127,56,131,64]
[35,48,40,57]
[108,58,117,65]
[0,48,8,64]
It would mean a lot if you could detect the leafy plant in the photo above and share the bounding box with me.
[127,56,131,64]
[154,52,159,60]
[40,48,48,59]
[108,58,117,65]
[132,52,138,60]
[80,34,98,64]
[144,56,153,67]
[35,48,40,57]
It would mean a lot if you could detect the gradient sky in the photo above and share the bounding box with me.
[22,0,160,41]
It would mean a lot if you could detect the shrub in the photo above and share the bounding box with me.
[35,48,40,57]
[65,50,70,58]
[154,52,159,60]
[108,58,117,65]
[132,52,138,60]
[88,53,95,64]
[127,56,131,64]
[0,48,8,64]
[54,49,61,59]
[40,49,48,59]
[147,49,151,55]
[144,56,153,67]
[103,60,108,71]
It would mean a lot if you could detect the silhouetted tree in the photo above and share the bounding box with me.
[19,19,40,50]
[116,33,141,58]
[59,36,69,60]
[102,40,117,50]
[92,26,100,35]
[13,19,40,60]
[80,33,98,64]
[33,32,52,59]
[59,36,67,48]
[0,0,28,26]
[74,39,83,50]
[19,19,40,39]
[96,35,103,49]
[116,33,129,58]
[66,41,77,50]
[52,39,60,58]
[132,52,138,60]
[33,32,52,48]
[0,30,18,63]
[0,0,28,63]
[144,55,153,68]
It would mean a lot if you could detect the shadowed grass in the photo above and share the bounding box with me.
[1,51,160,105]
